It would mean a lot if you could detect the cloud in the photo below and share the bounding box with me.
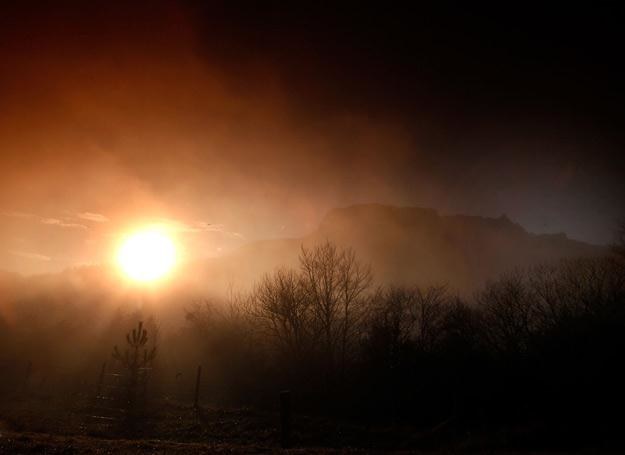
[1,211,36,219]
[194,222,224,233]
[156,218,246,240]
[77,212,109,223]
[9,250,52,261]
[184,222,245,239]
[230,232,246,240]
[40,218,88,230]
[195,222,246,240]
[155,218,217,233]
[2,211,88,229]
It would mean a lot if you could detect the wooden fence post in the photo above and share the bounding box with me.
[96,362,106,398]
[23,360,32,393]
[193,365,202,409]
[280,390,291,448]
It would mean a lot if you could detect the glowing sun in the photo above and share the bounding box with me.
[117,229,177,282]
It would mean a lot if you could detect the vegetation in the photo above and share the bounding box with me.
[111,321,157,416]
[183,244,625,444]
[1,241,624,450]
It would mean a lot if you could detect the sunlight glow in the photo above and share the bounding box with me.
[117,229,176,282]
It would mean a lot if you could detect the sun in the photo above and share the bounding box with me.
[117,229,177,282]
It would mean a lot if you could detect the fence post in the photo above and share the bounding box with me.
[96,362,106,398]
[280,390,291,448]
[193,365,202,409]
[23,360,32,393]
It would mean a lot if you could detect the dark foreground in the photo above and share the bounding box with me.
[1,397,621,454]
[0,432,619,455]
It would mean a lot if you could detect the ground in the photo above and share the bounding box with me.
[0,398,399,453]
[0,397,619,453]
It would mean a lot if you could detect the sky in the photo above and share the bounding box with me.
[1,2,624,275]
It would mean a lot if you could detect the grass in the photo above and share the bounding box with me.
[0,395,620,453]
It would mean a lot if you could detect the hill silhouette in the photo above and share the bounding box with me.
[204,204,604,294]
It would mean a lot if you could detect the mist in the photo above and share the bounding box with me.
[1,2,624,276]
[1,2,625,453]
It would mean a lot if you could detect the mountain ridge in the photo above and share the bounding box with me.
[205,204,604,295]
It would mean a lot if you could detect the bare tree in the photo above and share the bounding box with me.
[368,285,449,355]
[409,285,448,352]
[476,271,538,354]
[299,241,372,374]
[251,268,312,363]
[369,286,415,353]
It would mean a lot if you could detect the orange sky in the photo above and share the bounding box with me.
[0,4,421,274]
[1,2,623,274]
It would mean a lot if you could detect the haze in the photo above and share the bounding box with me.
[2,4,625,453]
[0,2,623,276]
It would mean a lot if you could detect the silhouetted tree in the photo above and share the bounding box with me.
[251,268,313,365]
[299,242,372,378]
[476,271,538,355]
[112,321,156,413]
[366,285,449,356]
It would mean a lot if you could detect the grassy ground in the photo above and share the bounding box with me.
[0,396,620,453]
[2,431,618,454]
[0,400,402,454]
[0,431,271,454]
[0,397,405,453]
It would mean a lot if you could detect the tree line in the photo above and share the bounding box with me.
[184,241,625,440]
[1,236,623,443]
